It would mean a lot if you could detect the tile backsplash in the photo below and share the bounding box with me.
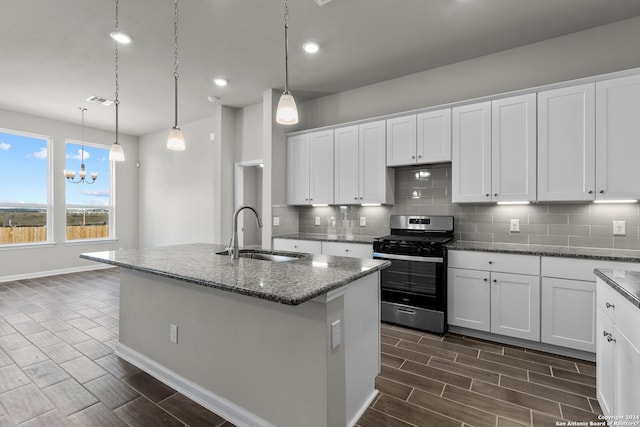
[274,163,640,250]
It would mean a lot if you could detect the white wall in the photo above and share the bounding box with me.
[234,102,263,163]
[297,16,640,130]
[138,107,236,248]
[0,108,138,280]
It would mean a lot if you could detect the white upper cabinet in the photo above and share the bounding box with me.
[335,121,394,205]
[491,94,537,202]
[334,125,360,204]
[596,74,640,201]
[286,130,334,205]
[538,83,596,201]
[386,115,417,166]
[452,102,492,203]
[386,110,451,167]
[417,109,452,164]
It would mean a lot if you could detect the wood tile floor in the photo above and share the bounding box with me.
[0,268,602,426]
[357,323,603,427]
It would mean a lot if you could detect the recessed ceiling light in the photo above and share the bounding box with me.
[207,96,220,103]
[213,78,228,87]
[109,30,133,44]
[303,41,320,54]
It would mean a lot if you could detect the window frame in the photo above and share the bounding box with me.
[0,127,53,248]
[63,139,116,243]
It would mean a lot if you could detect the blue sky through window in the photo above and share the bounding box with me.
[0,131,49,204]
[65,142,110,206]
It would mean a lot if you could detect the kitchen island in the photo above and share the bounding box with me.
[81,243,389,427]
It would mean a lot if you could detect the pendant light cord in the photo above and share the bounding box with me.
[114,0,120,145]
[173,0,180,128]
[80,107,86,168]
[283,0,290,94]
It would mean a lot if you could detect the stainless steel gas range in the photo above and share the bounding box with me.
[373,215,454,334]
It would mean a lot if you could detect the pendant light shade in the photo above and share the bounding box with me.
[167,0,185,150]
[110,0,125,162]
[276,0,298,125]
[276,91,298,125]
[167,127,185,151]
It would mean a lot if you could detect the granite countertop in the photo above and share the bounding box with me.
[80,243,389,306]
[594,269,640,309]
[447,241,640,263]
[274,233,375,244]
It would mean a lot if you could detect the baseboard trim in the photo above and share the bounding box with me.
[448,326,596,362]
[116,343,274,427]
[0,264,117,283]
[348,389,378,427]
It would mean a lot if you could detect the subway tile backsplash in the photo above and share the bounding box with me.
[273,163,640,250]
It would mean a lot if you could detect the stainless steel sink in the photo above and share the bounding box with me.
[216,249,305,263]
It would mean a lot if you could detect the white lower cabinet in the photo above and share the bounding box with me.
[447,251,540,340]
[596,278,640,417]
[273,238,322,254]
[541,277,596,352]
[272,238,372,259]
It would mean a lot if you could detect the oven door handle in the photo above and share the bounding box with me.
[373,252,443,263]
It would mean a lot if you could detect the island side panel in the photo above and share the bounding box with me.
[118,268,333,427]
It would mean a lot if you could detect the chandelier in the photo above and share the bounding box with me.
[64,107,98,184]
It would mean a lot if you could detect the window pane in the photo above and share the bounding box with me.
[0,131,49,204]
[65,142,112,241]
[0,208,47,244]
[66,208,109,240]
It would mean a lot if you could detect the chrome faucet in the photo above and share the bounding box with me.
[230,206,263,260]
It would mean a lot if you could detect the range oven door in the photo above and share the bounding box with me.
[372,252,446,311]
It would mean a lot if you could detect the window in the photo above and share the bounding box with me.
[65,141,113,241]
[0,129,52,245]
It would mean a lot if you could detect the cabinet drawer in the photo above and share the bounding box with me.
[322,242,372,259]
[272,239,322,254]
[542,257,640,282]
[597,278,640,350]
[448,250,539,275]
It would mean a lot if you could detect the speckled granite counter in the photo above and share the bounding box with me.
[81,243,388,306]
[594,269,640,309]
[447,241,640,263]
[274,233,375,244]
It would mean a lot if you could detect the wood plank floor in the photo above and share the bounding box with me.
[357,323,602,427]
[0,268,602,426]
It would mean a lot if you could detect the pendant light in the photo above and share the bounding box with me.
[65,108,98,184]
[167,0,185,150]
[276,0,299,125]
[109,0,125,162]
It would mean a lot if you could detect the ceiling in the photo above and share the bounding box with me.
[2,0,640,137]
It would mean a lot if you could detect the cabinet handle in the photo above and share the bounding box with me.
[483,278,488,282]
[605,302,615,309]
[345,249,349,252]
[600,190,605,194]
[493,279,497,283]
[588,190,593,194]
[418,155,422,159]
[360,197,363,200]
[488,261,493,265]
[494,193,498,197]
[485,193,490,197]
[354,197,358,200]
[411,156,415,159]
[607,335,616,343]
[294,245,298,248]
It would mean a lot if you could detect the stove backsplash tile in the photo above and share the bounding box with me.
[288,163,640,250]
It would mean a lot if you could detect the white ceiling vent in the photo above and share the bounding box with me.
[86,95,114,106]
[314,0,333,6]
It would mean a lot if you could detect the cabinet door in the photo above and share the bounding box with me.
[538,84,595,201]
[386,115,417,166]
[596,306,615,417]
[541,278,595,352]
[286,134,310,205]
[360,120,393,204]
[452,102,492,203]
[491,94,536,202]
[309,130,334,205]
[596,74,640,201]
[447,268,491,332]
[322,242,372,259]
[614,327,640,416]
[416,109,451,164]
[334,125,360,205]
[490,272,540,341]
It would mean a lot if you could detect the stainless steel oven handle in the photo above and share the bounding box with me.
[395,307,416,315]
[373,252,443,263]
